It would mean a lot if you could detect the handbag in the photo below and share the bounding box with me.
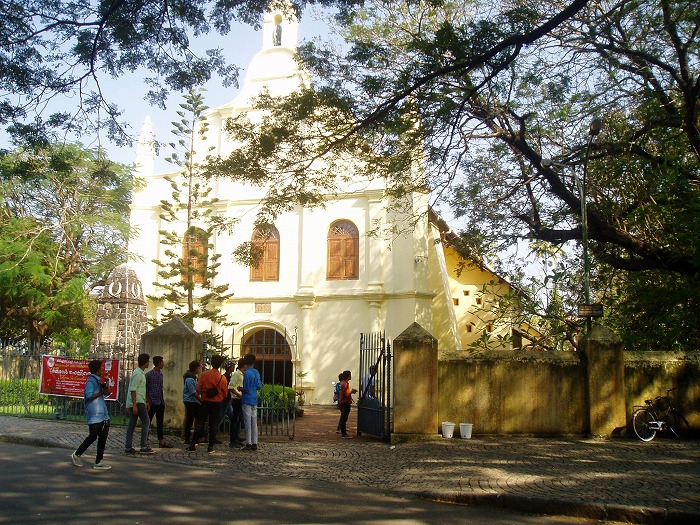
[205,376,223,398]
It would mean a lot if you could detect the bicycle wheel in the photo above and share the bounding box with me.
[668,411,691,439]
[632,409,656,441]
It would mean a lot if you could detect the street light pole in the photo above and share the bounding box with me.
[541,117,603,332]
[581,117,602,331]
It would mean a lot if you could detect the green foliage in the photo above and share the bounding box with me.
[148,89,234,332]
[211,0,700,349]
[260,383,297,412]
[0,0,370,145]
[0,143,136,340]
[603,271,700,351]
[0,379,53,407]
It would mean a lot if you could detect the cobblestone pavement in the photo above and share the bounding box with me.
[1,406,699,525]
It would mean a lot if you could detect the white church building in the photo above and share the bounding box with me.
[128,4,531,404]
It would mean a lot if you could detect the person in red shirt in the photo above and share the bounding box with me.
[338,370,357,439]
[187,354,228,453]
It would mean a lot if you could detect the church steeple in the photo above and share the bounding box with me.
[135,116,155,176]
[223,0,307,108]
[261,1,298,51]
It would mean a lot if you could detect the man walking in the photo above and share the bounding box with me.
[72,359,112,470]
[146,356,173,448]
[125,353,155,454]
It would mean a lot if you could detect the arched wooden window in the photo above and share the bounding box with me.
[182,227,208,285]
[327,220,359,280]
[250,225,280,282]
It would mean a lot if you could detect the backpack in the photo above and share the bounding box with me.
[333,382,341,404]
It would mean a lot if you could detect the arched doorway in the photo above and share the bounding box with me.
[241,328,293,386]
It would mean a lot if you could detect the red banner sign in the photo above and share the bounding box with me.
[39,356,120,400]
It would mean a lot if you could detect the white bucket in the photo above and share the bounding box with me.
[460,423,473,439]
[442,421,455,438]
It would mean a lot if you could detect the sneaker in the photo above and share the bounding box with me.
[187,444,196,452]
[139,446,155,454]
[159,441,174,449]
[93,462,111,470]
[207,445,215,453]
[251,444,258,451]
[71,452,83,467]
[239,444,252,451]
[124,447,137,454]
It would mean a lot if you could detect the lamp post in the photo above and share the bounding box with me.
[542,117,603,331]
[581,118,602,325]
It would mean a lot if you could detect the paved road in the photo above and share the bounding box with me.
[0,442,599,525]
[1,406,699,524]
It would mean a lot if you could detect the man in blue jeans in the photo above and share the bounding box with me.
[146,355,173,448]
[125,353,155,454]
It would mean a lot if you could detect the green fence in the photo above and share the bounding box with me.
[0,339,138,423]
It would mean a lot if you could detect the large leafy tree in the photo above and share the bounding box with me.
[209,0,700,349]
[148,89,234,331]
[0,143,135,340]
[0,0,362,145]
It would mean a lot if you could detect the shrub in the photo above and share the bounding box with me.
[260,384,297,412]
[0,379,53,407]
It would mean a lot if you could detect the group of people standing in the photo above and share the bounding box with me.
[183,353,262,453]
[181,353,260,452]
[71,351,262,470]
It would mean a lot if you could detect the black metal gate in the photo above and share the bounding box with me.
[357,332,392,441]
[217,326,297,439]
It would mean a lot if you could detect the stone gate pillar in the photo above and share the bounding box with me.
[583,324,626,437]
[140,317,203,433]
[392,322,438,440]
[91,264,148,350]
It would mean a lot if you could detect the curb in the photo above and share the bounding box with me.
[0,435,66,449]
[414,490,700,525]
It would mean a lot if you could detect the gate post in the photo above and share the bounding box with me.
[140,317,203,433]
[583,324,626,437]
[392,322,438,441]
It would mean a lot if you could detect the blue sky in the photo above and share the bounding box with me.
[0,8,334,171]
[98,9,334,172]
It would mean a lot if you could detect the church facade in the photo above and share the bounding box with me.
[128,4,530,404]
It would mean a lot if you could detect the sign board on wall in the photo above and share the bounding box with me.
[39,356,120,400]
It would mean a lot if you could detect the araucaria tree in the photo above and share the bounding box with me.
[148,89,233,330]
[0,143,135,341]
[209,0,700,350]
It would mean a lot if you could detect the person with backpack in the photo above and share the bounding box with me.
[338,370,357,439]
[333,372,343,433]
[188,354,228,453]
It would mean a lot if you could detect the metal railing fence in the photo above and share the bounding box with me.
[0,338,137,422]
